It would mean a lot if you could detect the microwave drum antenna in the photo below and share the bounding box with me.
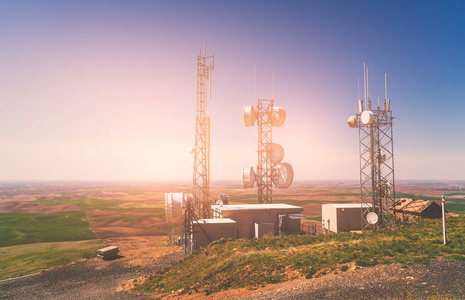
[242,166,256,188]
[243,106,257,127]
[273,162,294,189]
[267,143,285,164]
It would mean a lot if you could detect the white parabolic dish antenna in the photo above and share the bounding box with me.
[271,106,286,127]
[267,143,285,165]
[361,110,374,125]
[347,115,357,128]
[242,166,256,188]
[243,106,256,127]
[366,212,379,225]
[273,162,294,189]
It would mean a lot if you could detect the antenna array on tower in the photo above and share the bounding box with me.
[348,65,397,230]
[242,69,294,203]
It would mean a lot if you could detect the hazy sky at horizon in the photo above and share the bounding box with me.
[0,0,464,182]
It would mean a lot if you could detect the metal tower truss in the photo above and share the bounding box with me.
[242,70,293,203]
[348,68,397,231]
[193,46,214,219]
[257,99,274,204]
[357,107,396,230]
[183,45,214,254]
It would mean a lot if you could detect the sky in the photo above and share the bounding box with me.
[0,0,464,182]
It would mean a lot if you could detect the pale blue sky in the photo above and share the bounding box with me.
[0,0,464,181]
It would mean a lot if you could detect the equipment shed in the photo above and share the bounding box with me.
[211,204,304,239]
[192,218,237,249]
[322,203,371,233]
[393,198,443,219]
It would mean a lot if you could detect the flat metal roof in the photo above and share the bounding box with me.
[194,218,237,224]
[211,204,303,211]
[322,203,372,208]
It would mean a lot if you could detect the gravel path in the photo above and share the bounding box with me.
[0,251,183,300]
[238,258,465,299]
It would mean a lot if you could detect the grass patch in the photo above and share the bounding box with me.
[0,240,105,260]
[0,249,97,280]
[134,216,465,297]
[32,198,130,211]
[444,203,465,214]
[0,212,97,247]
[95,214,157,223]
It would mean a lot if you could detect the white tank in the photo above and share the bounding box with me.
[361,110,374,125]
[271,106,286,127]
[243,106,256,127]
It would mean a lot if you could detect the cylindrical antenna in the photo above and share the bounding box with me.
[363,62,367,110]
[367,66,370,109]
[358,77,360,100]
[385,73,388,100]
[273,67,275,101]
[255,63,257,103]
[209,69,212,100]
[204,43,206,57]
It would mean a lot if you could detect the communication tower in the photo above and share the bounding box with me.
[192,43,215,218]
[347,64,397,230]
[242,69,293,203]
[184,44,214,253]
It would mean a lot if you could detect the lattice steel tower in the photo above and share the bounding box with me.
[256,99,274,203]
[242,70,293,204]
[193,44,214,218]
[348,66,397,230]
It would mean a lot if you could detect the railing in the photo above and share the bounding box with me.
[301,222,323,235]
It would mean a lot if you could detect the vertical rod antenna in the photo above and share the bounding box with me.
[366,66,370,109]
[255,63,257,103]
[385,73,388,100]
[358,77,360,100]
[363,62,367,110]
[273,67,275,101]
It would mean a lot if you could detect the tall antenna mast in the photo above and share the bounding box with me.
[192,43,215,219]
[347,65,397,231]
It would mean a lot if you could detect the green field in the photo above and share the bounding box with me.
[0,211,97,247]
[0,240,105,280]
[31,197,130,211]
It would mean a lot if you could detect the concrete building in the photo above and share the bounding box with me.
[211,204,304,239]
[192,218,237,248]
[321,203,371,233]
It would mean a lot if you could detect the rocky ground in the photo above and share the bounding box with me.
[2,251,464,300]
[0,247,184,300]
